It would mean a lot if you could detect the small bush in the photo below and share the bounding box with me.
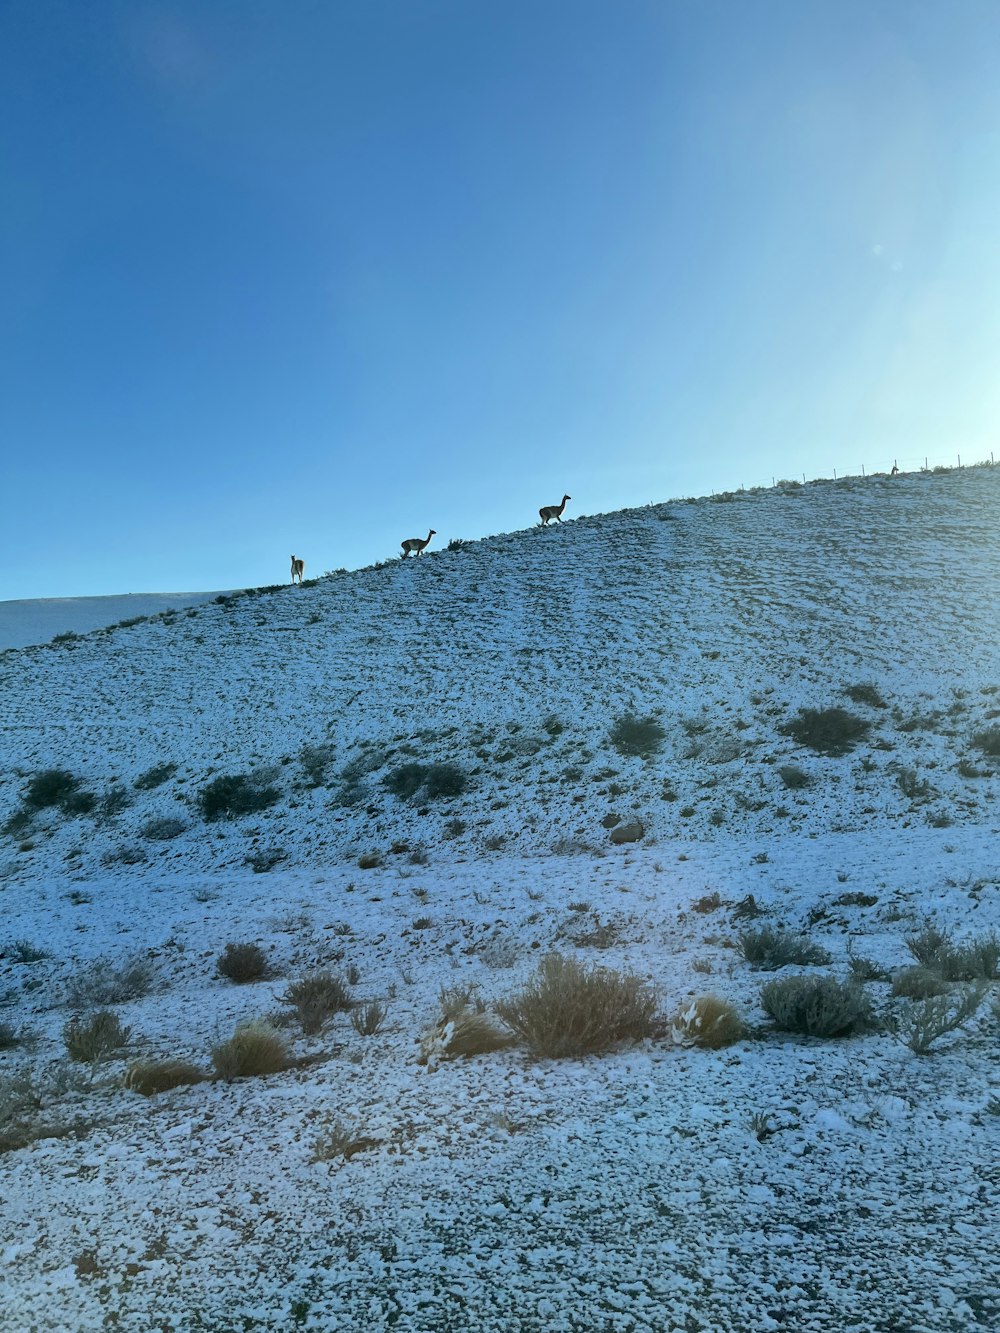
[892,966,949,1000]
[299,743,336,788]
[66,955,154,1006]
[63,1010,131,1062]
[737,926,830,970]
[216,942,268,984]
[9,939,48,963]
[246,847,287,874]
[100,787,132,818]
[383,763,427,800]
[844,683,887,709]
[760,975,870,1037]
[905,925,999,981]
[671,995,744,1049]
[905,923,950,967]
[896,984,988,1055]
[282,971,353,1034]
[310,1119,380,1163]
[496,953,658,1058]
[778,765,810,790]
[609,714,666,759]
[2,809,33,838]
[779,707,871,756]
[972,726,1000,757]
[23,769,87,812]
[0,1024,31,1050]
[419,1005,515,1068]
[199,774,281,821]
[134,762,177,791]
[424,763,468,799]
[125,1059,207,1096]
[211,1021,289,1081]
[357,850,382,870]
[350,1001,388,1037]
[141,817,186,841]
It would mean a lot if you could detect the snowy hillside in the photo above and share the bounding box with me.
[1,466,998,877]
[0,591,234,652]
[1,467,999,1332]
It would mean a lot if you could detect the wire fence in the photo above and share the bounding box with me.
[719,451,997,496]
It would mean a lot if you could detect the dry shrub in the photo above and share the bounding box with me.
[905,925,999,981]
[496,953,658,1058]
[310,1118,380,1163]
[419,1010,515,1068]
[216,942,268,984]
[66,955,154,1006]
[210,1021,289,1081]
[738,926,830,970]
[125,1059,207,1096]
[892,966,949,1000]
[282,971,353,1034]
[896,983,988,1055]
[63,1010,131,1062]
[671,995,744,1049]
[760,975,870,1037]
[350,1000,388,1037]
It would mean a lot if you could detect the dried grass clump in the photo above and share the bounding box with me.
[350,1001,388,1037]
[496,953,658,1058]
[905,924,1000,981]
[609,714,666,759]
[282,971,353,1034]
[63,1010,131,1062]
[66,955,154,1006]
[210,1021,289,1081]
[778,706,870,756]
[737,926,830,971]
[216,942,268,984]
[124,1059,207,1096]
[896,983,988,1055]
[671,995,744,1049]
[418,1010,515,1068]
[760,975,870,1038]
[310,1118,380,1163]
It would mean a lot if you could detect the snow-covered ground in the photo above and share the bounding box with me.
[1,468,998,1331]
[0,591,236,652]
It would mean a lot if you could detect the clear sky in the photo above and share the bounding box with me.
[3,0,999,599]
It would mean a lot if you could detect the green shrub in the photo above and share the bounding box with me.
[216,942,268,983]
[384,763,428,799]
[737,926,830,970]
[892,966,949,999]
[905,925,999,981]
[23,769,86,811]
[609,714,666,759]
[424,763,468,798]
[133,762,177,791]
[282,971,353,1034]
[496,953,658,1058]
[125,1059,207,1096]
[779,707,871,756]
[63,1010,131,1062]
[199,774,280,821]
[211,1021,289,1081]
[760,975,870,1037]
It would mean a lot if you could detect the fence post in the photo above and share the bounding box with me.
[958,454,962,468]
[862,463,865,477]
[833,468,837,480]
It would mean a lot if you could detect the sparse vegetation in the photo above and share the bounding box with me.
[496,953,658,1058]
[210,1021,289,1081]
[23,768,92,813]
[141,816,186,841]
[892,966,949,1000]
[895,984,988,1055]
[124,1059,207,1096]
[779,707,871,756]
[905,925,999,981]
[737,926,830,970]
[760,975,870,1037]
[216,942,268,984]
[971,725,1000,757]
[844,682,887,709]
[66,955,154,1006]
[199,773,281,821]
[671,995,744,1048]
[357,850,382,869]
[777,764,810,789]
[310,1118,380,1163]
[282,971,353,1034]
[63,1010,131,1062]
[350,1000,388,1036]
[133,762,177,790]
[609,714,666,759]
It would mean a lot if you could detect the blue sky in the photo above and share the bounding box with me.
[2,1,999,599]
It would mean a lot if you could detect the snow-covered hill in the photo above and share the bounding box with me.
[1,466,998,877]
[1,467,998,1332]
[0,591,235,652]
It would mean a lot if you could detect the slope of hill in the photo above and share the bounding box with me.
[1,467,998,1332]
[0,590,235,652]
[1,466,998,878]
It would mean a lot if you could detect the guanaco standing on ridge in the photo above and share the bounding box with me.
[290,555,305,584]
[401,529,436,558]
[539,494,571,526]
